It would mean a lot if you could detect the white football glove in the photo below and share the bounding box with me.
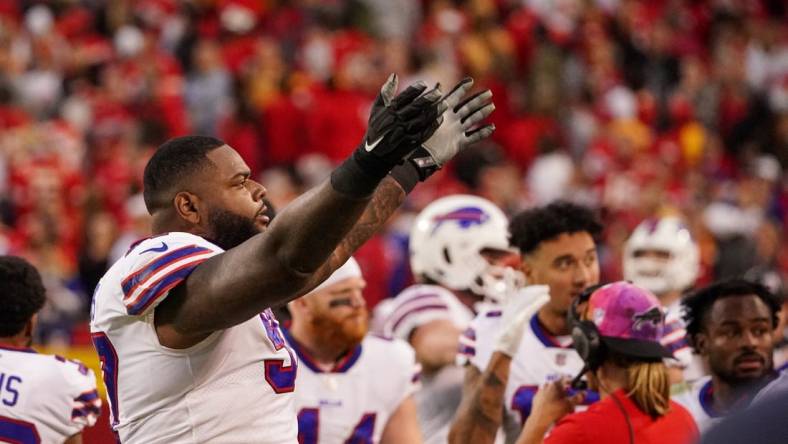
[389,77,496,190]
[422,77,495,166]
[494,285,551,357]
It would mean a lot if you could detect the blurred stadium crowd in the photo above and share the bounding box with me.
[0,0,786,347]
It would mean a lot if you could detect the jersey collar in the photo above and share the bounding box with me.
[530,313,572,349]
[699,379,758,418]
[699,379,721,418]
[282,327,362,373]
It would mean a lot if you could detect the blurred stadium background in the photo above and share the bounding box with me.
[0,0,786,440]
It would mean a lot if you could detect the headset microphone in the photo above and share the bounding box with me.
[570,365,588,390]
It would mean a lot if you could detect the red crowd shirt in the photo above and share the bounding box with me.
[545,390,698,444]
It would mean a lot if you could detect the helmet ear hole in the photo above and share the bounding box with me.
[442,247,452,264]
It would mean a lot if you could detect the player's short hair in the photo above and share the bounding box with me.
[509,200,603,254]
[683,279,781,352]
[452,142,506,190]
[0,256,46,337]
[143,135,226,212]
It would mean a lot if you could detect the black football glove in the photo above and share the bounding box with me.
[352,74,446,176]
[332,74,446,197]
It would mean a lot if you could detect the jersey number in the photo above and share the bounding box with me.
[91,332,120,427]
[511,385,539,424]
[0,416,40,444]
[511,384,600,425]
[260,311,297,393]
[297,408,376,444]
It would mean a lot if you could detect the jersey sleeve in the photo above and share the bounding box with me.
[387,339,421,412]
[379,286,457,340]
[120,233,221,316]
[457,309,501,370]
[661,316,692,368]
[56,356,102,432]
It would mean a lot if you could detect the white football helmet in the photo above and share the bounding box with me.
[623,217,700,295]
[409,195,518,302]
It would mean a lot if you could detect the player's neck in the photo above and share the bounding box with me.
[658,290,681,308]
[710,375,759,413]
[453,290,480,311]
[289,323,351,368]
[151,212,201,237]
[537,306,570,336]
[0,335,31,348]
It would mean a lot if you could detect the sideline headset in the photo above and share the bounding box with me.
[567,283,635,444]
[568,283,606,387]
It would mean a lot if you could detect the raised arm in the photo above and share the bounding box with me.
[449,357,511,444]
[155,76,496,348]
[297,176,407,295]
[449,287,551,444]
[301,77,497,294]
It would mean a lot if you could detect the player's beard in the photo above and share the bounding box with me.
[310,310,369,357]
[712,351,774,388]
[205,207,261,250]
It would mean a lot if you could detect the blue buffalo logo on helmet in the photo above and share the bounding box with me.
[431,207,489,233]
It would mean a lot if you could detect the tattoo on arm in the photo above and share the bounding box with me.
[302,177,405,292]
[473,370,507,427]
[339,177,405,255]
[449,354,512,444]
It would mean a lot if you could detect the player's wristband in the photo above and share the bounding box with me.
[331,155,385,198]
[389,162,419,194]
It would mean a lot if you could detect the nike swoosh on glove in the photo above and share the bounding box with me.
[352,73,447,179]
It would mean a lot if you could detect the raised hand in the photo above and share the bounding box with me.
[494,285,551,357]
[352,74,446,179]
[392,77,496,184]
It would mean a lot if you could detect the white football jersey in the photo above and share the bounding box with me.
[372,284,475,340]
[90,232,298,444]
[284,332,418,444]
[0,345,100,444]
[371,284,475,444]
[460,309,598,444]
[662,300,706,381]
[671,376,720,433]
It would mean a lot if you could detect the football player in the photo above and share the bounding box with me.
[0,256,101,443]
[90,75,496,442]
[286,257,421,443]
[373,194,518,444]
[673,279,780,432]
[450,201,602,444]
[623,216,703,382]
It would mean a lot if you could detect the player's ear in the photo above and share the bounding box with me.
[520,256,534,282]
[23,314,37,345]
[288,296,309,315]
[694,332,709,356]
[174,191,201,225]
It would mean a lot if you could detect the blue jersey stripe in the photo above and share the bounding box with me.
[126,261,206,315]
[122,245,212,297]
